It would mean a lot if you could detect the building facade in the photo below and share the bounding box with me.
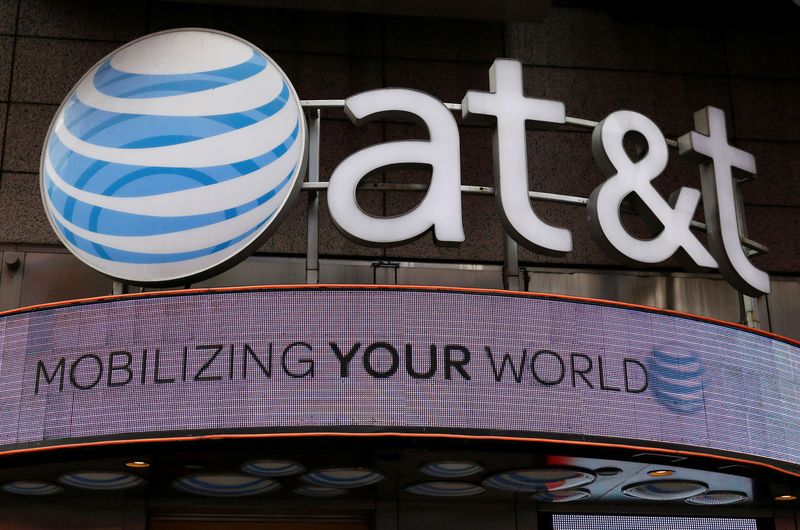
[0,0,798,528]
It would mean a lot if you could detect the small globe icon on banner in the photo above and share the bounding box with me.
[649,347,705,414]
[40,29,307,285]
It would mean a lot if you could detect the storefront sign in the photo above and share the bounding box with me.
[40,30,770,295]
[3,287,799,472]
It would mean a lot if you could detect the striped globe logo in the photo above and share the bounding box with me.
[649,347,705,414]
[40,29,306,284]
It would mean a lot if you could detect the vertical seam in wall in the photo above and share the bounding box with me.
[145,0,153,33]
[720,24,737,142]
[0,0,22,178]
[502,16,508,57]
[380,13,387,260]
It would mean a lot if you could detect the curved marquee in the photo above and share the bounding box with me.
[0,287,798,474]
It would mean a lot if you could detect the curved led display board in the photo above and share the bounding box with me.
[0,286,798,475]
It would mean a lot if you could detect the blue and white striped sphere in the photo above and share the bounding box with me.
[40,29,306,284]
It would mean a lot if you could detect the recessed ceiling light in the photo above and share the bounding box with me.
[294,485,349,497]
[1,481,64,496]
[686,491,748,505]
[623,480,708,501]
[419,461,484,478]
[173,474,280,497]
[775,494,797,501]
[532,488,591,503]
[406,481,485,497]
[482,468,595,492]
[647,469,674,477]
[125,461,150,469]
[301,468,384,488]
[594,467,622,477]
[58,471,145,490]
[241,460,305,477]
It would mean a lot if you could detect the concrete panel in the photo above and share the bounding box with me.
[12,37,118,104]
[384,190,505,262]
[526,129,705,201]
[256,196,308,255]
[17,0,147,41]
[0,36,12,99]
[384,58,490,105]
[0,172,56,244]
[745,205,800,273]
[319,193,383,258]
[384,16,503,62]
[726,26,800,79]
[517,202,616,267]
[318,120,385,182]
[150,1,383,57]
[731,78,800,142]
[2,103,56,173]
[271,52,383,100]
[0,0,17,35]
[738,141,800,208]
[508,8,726,74]
[526,129,594,197]
[523,66,731,138]
[0,101,5,159]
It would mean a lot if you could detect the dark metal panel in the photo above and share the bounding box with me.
[396,262,503,289]
[398,501,517,529]
[664,274,743,324]
[765,278,800,341]
[19,252,112,308]
[194,256,306,288]
[526,269,749,325]
[0,251,25,311]
[527,269,669,309]
[0,497,141,529]
[319,259,377,285]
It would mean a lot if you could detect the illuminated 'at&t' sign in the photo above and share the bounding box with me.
[40,30,769,296]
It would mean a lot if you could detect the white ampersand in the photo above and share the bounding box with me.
[587,110,717,269]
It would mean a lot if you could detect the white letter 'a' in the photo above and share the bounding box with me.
[327,89,465,246]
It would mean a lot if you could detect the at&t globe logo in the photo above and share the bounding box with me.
[40,29,307,285]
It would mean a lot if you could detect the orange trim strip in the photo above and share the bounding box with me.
[1,283,798,347]
[2,431,799,479]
